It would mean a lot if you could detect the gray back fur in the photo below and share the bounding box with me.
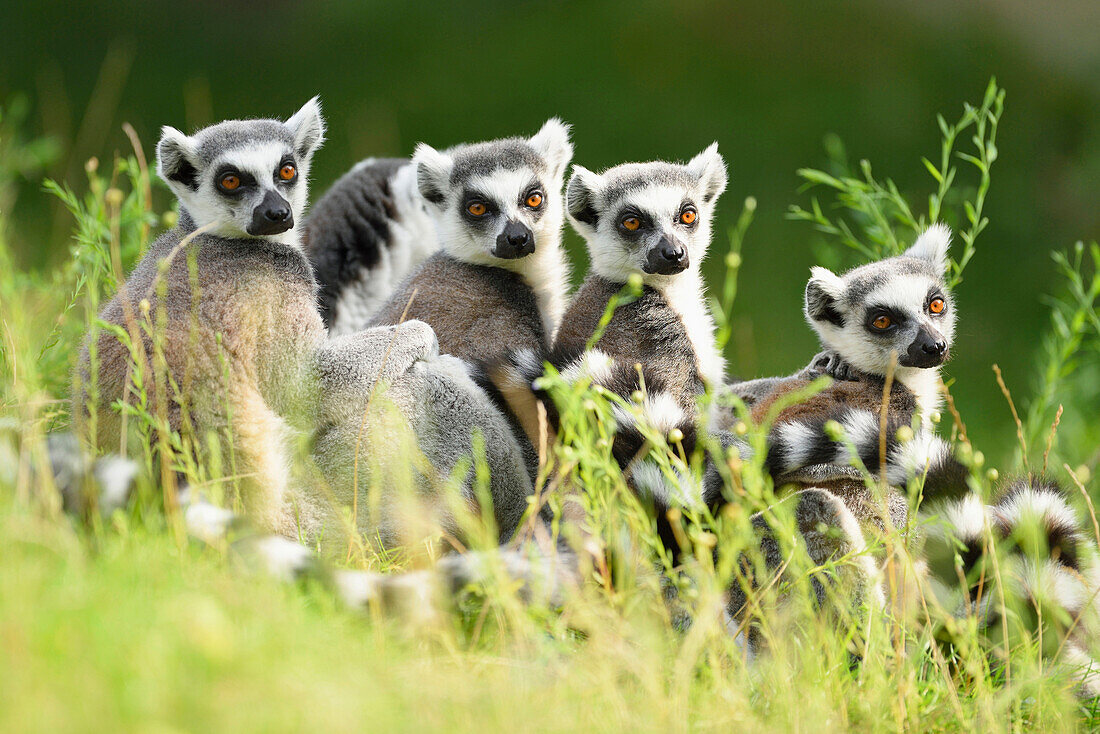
[77,213,326,531]
[370,252,546,364]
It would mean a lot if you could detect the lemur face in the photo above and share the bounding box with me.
[156,97,325,243]
[565,144,727,284]
[413,118,573,265]
[805,224,958,375]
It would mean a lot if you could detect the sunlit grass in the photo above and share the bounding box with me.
[2,82,1100,732]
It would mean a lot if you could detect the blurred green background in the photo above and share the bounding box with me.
[2,0,1098,466]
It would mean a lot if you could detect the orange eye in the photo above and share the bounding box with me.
[679,208,697,225]
[219,174,240,191]
[621,216,640,231]
[872,315,892,330]
[929,297,945,314]
[467,202,487,216]
[279,164,296,181]
[525,192,543,208]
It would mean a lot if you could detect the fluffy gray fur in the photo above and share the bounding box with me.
[312,320,535,547]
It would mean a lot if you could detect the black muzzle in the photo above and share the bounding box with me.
[249,190,294,236]
[901,325,948,368]
[644,235,689,275]
[493,220,535,259]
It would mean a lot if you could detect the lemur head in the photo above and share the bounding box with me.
[156,97,325,243]
[564,144,727,284]
[413,118,573,265]
[804,224,957,375]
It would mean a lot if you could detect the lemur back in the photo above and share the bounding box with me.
[371,253,546,359]
[89,216,322,431]
[304,157,438,334]
[368,119,573,365]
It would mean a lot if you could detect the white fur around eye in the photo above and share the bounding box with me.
[863,277,936,315]
[615,184,690,227]
[216,142,292,185]
[465,169,540,220]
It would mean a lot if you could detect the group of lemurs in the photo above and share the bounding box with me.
[63,98,1100,691]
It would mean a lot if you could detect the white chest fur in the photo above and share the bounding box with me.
[895,367,943,428]
[515,241,570,342]
[654,270,726,388]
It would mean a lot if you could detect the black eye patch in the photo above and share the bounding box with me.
[926,288,949,312]
[616,206,652,238]
[213,166,256,196]
[460,189,498,228]
[275,157,299,184]
[863,305,906,335]
[522,182,548,222]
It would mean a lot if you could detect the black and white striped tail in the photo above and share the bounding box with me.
[45,433,580,620]
[923,477,1100,696]
[304,158,438,334]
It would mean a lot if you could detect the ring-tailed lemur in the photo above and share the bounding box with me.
[75,104,534,547]
[723,227,1100,681]
[304,158,439,334]
[76,99,328,532]
[367,119,574,365]
[719,227,963,645]
[729,225,965,519]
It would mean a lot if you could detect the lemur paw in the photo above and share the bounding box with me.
[806,351,861,382]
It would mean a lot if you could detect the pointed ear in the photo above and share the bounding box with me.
[528,117,573,181]
[285,96,326,160]
[156,126,199,190]
[565,165,602,229]
[804,266,845,327]
[687,142,727,204]
[413,143,454,206]
[905,223,951,275]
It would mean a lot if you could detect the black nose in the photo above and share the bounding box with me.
[902,326,949,368]
[249,190,294,236]
[494,220,535,259]
[660,244,685,262]
[923,340,947,357]
[644,236,689,275]
[264,204,290,222]
[507,229,529,247]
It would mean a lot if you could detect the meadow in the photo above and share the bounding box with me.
[2,70,1100,732]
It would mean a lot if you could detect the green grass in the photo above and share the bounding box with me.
[3,83,1100,732]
